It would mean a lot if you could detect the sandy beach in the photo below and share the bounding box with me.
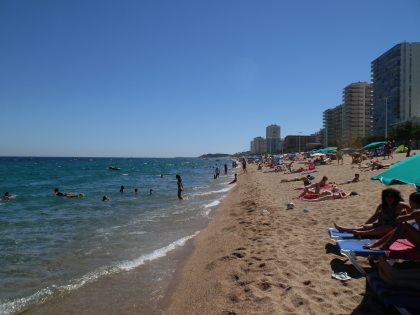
[166,153,418,315]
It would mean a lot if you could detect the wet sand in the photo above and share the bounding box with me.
[166,153,417,315]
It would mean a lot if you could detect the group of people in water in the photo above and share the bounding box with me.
[3,162,240,204]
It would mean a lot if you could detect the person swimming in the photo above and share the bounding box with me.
[1,192,13,201]
[54,188,65,196]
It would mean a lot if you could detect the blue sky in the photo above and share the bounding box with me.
[1,0,419,157]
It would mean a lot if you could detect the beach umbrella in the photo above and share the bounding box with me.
[316,147,337,153]
[371,155,420,191]
[362,141,386,150]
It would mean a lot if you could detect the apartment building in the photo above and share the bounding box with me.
[323,105,343,146]
[266,124,281,153]
[372,42,420,136]
[342,82,373,146]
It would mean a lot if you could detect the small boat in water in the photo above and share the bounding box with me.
[108,166,121,171]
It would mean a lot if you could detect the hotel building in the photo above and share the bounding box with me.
[372,42,420,136]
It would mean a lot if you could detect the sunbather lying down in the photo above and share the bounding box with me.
[334,188,412,238]
[363,192,420,250]
[360,160,392,171]
[302,188,359,201]
[281,175,313,185]
[337,173,360,185]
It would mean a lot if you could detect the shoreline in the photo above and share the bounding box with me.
[11,153,417,314]
[165,154,417,314]
[13,174,233,315]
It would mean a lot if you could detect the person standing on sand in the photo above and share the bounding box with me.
[406,139,413,157]
[242,158,247,173]
[176,174,183,200]
[336,149,344,165]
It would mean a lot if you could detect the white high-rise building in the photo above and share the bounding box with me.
[372,42,420,135]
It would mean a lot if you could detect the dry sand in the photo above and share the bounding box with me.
[166,153,418,315]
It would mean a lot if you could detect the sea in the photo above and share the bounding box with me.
[0,157,235,314]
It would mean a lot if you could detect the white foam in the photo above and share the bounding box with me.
[204,200,221,208]
[192,185,210,191]
[127,231,147,235]
[0,233,199,315]
[117,232,199,271]
[191,186,233,196]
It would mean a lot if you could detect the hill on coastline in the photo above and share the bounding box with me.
[198,153,231,159]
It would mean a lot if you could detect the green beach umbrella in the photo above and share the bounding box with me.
[362,141,386,150]
[317,147,337,153]
[371,155,420,191]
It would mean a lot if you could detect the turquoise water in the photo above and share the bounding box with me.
[0,157,234,314]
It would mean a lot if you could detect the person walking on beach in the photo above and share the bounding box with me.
[176,174,183,200]
[336,149,344,165]
[242,158,247,173]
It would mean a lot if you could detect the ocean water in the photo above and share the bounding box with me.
[0,157,234,314]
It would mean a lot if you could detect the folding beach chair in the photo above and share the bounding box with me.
[336,239,420,276]
[367,272,420,315]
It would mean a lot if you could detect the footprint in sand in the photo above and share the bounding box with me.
[232,252,245,258]
[258,281,272,291]
[227,293,240,303]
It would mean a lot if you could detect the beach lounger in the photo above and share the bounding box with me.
[328,228,357,240]
[336,239,420,276]
[367,272,420,315]
[329,224,419,241]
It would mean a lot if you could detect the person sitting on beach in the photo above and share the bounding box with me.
[334,188,411,238]
[338,173,360,185]
[1,192,13,201]
[303,187,359,201]
[229,173,237,184]
[363,192,420,250]
[298,176,329,198]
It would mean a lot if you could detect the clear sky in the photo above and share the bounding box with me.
[1,0,419,157]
